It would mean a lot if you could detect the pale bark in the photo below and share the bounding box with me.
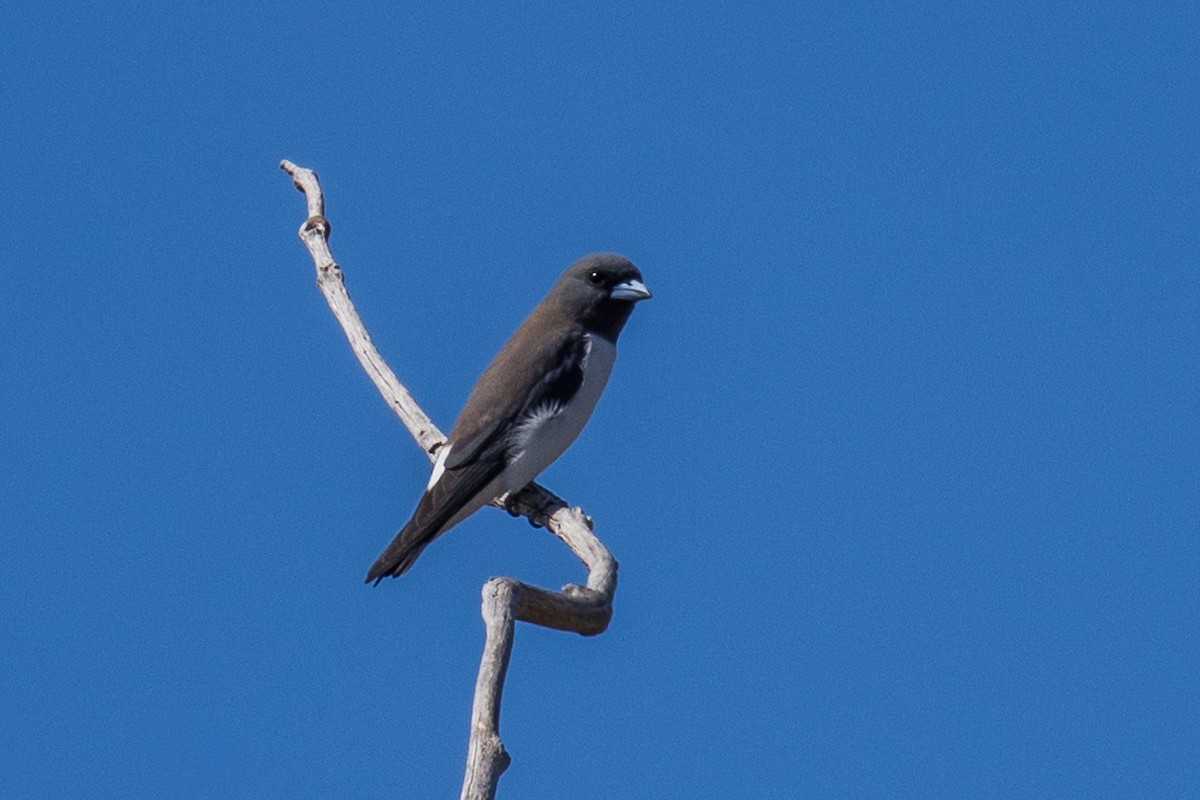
[280,161,617,800]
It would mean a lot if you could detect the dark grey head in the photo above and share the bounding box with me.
[551,252,651,341]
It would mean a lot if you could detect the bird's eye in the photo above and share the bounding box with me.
[588,271,604,286]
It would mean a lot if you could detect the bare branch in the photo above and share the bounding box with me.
[280,160,444,455]
[280,160,618,800]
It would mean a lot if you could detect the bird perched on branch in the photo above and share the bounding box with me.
[366,253,651,584]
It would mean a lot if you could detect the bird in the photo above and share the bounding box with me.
[366,253,651,584]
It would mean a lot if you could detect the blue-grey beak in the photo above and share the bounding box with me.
[610,279,652,301]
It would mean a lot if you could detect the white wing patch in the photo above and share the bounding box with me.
[426,443,452,491]
[508,400,565,459]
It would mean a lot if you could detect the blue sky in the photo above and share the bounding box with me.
[3,3,1197,797]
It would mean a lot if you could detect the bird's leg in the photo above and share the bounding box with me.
[502,490,544,528]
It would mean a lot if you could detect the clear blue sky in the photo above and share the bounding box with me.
[3,3,1197,798]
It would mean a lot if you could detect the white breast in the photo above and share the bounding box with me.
[502,334,616,494]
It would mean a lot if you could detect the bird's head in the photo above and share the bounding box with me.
[552,253,651,340]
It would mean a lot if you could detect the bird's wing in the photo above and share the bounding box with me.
[444,326,588,469]
[365,327,588,583]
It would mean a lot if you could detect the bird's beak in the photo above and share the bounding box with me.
[610,279,652,301]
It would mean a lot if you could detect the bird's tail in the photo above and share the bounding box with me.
[365,456,499,585]
[364,524,429,585]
